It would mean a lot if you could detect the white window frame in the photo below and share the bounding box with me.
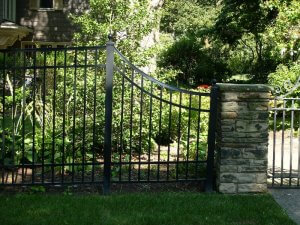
[29,0,63,11]
[3,0,16,22]
[39,0,54,10]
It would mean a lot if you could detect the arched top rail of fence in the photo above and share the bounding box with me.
[0,43,211,98]
[113,47,210,97]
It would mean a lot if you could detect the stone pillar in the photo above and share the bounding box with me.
[216,84,271,194]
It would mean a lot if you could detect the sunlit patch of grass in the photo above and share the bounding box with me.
[0,192,295,225]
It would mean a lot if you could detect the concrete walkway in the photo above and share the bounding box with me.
[270,189,300,225]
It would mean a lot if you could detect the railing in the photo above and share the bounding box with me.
[0,40,218,193]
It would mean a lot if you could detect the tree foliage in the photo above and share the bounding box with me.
[159,0,300,85]
[71,0,159,64]
[158,35,229,85]
[264,0,300,62]
[215,0,277,45]
[158,0,227,85]
[266,0,300,96]
[160,0,219,37]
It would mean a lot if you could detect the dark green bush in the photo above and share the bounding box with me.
[158,36,229,86]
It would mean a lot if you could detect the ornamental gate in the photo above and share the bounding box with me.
[269,97,300,188]
[0,40,218,193]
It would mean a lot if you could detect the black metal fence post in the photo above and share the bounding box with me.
[103,36,114,195]
[205,80,219,192]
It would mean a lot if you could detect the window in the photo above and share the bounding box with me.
[40,0,53,9]
[3,0,16,22]
[29,0,63,10]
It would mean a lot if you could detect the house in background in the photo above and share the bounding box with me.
[0,0,87,49]
[0,0,160,64]
[0,0,31,49]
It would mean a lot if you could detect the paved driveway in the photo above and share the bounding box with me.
[268,131,300,185]
[268,131,300,224]
[270,189,300,225]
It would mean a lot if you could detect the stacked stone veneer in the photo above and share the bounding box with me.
[216,84,271,194]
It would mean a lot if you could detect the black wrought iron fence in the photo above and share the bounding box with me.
[0,46,107,186]
[269,98,300,188]
[0,40,218,193]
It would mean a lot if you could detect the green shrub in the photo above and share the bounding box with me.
[158,36,229,86]
[268,62,300,97]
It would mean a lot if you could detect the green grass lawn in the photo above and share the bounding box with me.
[0,192,295,225]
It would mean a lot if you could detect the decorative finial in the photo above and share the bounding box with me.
[108,34,113,42]
[211,79,217,86]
